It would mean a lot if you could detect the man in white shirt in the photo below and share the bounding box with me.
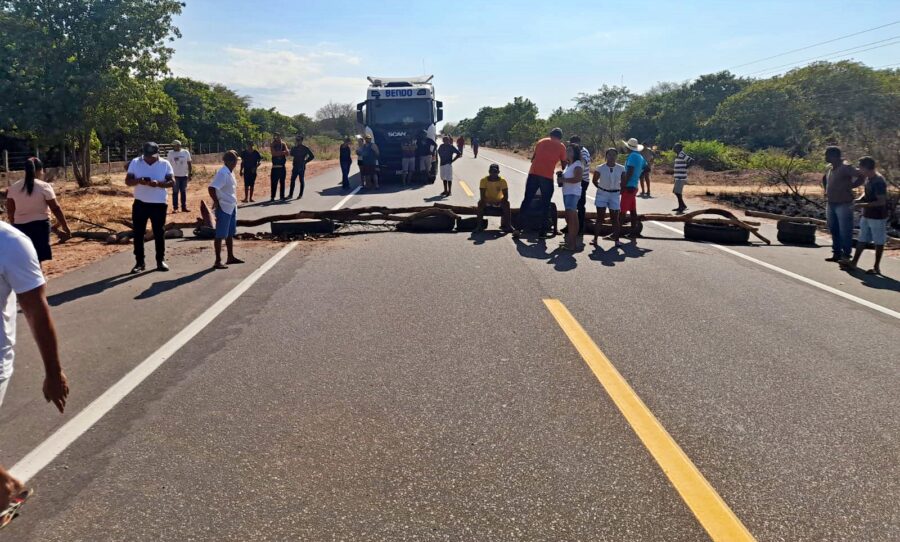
[591,148,626,245]
[167,140,193,213]
[570,135,592,235]
[208,151,244,269]
[126,142,175,273]
[0,222,69,521]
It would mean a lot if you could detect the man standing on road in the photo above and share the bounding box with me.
[513,128,567,239]
[823,146,864,264]
[400,138,416,186]
[357,135,380,190]
[672,142,694,214]
[126,142,175,273]
[0,222,69,525]
[847,156,889,275]
[438,136,461,197]
[621,138,647,240]
[269,134,290,202]
[474,164,513,233]
[592,148,625,246]
[570,135,592,235]
[288,135,315,200]
[456,135,465,156]
[472,136,480,158]
[209,151,244,270]
[239,142,262,203]
[415,130,437,183]
[167,140,192,213]
[339,137,353,190]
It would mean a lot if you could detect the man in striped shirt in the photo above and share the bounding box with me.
[570,135,592,234]
[672,143,693,214]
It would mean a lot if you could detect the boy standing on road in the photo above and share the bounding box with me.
[126,142,175,273]
[514,128,567,239]
[592,148,625,245]
[239,142,262,203]
[823,146,865,264]
[474,164,513,232]
[672,143,694,214]
[167,140,192,213]
[208,151,244,270]
[438,136,461,197]
[269,134,290,202]
[621,138,646,240]
[847,156,889,275]
[0,222,69,526]
[288,135,315,200]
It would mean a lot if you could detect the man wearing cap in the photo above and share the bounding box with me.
[167,140,192,213]
[514,128,567,239]
[288,135,315,200]
[621,138,647,240]
[126,142,175,272]
[208,151,244,269]
[415,130,437,183]
[269,133,290,202]
[570,135,592,235]
[475,163,513,233]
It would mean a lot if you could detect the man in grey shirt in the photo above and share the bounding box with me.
[822,146,864,263]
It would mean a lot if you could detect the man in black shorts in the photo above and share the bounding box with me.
[240,142,262,203]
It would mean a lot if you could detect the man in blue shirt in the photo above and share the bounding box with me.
[621,138,646,239]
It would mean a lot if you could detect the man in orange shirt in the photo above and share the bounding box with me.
[515,127,567,238]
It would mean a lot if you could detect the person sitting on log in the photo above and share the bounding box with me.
[474,164,513,233]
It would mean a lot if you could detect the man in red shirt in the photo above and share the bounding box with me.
[456,136,465,156]
[514,128,567,238]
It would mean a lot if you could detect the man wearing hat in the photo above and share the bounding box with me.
[621,137,647,239]
[167,139,192,213]
[125,142,175,273]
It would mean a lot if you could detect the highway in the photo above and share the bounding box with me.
[1,148,897,541]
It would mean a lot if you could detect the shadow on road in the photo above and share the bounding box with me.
[589,242,653,267]
[468,231,507,245]
[845,269,900,293]
[134,268,215,300]
[48,273,144,307]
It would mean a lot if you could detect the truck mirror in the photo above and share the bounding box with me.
[356,102,365,125]
[436,101,444,122]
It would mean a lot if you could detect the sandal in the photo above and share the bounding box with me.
[213,263,228,270]
[1,488,33,529]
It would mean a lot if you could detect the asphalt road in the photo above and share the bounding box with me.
[1,148,897,541]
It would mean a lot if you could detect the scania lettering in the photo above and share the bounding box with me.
[357,76,443,183]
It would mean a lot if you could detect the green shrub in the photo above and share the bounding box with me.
[747,149,823,173]
[681,140,747,171]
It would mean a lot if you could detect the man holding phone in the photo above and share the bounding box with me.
[126,142,175,273]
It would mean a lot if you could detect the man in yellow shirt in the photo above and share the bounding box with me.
[475,163,512,233]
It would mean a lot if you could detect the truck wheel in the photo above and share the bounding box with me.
[684,222,750,244]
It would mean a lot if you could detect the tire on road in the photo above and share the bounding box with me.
[684,222,750,244]
[777,219,818,236]
[397,213,456,233]
[777,230,817,246]
[456,217,488,232]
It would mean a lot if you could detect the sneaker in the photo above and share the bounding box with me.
[824,256,840,262]
[131,263,145,274]
[156,261,170,272]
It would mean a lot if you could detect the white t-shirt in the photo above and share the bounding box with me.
[580,146,591,182]
[167,149,192,178]
[561,160,584,197]
[0,222,46,384]
[128,158,174,204]
[595,163,626,191]
[209,166,238,215]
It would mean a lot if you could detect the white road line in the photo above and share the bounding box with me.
[649,221,900,320]
[478,151,529,175]
[10,242,300,483]
[332,186,362,210]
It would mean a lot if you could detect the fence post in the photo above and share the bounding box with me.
[216,141,220,153]
[62,146,68,182]
[107,147,111,175]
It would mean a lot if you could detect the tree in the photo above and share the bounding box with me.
[164,78,257,147]
[315,101,357,137]
[94,75,184,151]
[0,0,184,186]
[710,83,811,151]
[573,85,634,148]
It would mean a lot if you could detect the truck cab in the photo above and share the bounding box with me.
[357,76,443,183]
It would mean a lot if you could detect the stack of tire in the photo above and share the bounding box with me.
[776,219,817,246]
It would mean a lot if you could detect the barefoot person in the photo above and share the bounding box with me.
[558,144,584,251]
[621,138,647,240]
[126,142,174,273]
[672,143,694,213]
[0,222,69,527]
[437,136,461,197]
[239,142,262,203]
[6,157,71,269]
[847,156,889,275]
[209,151,244,269]
[592,148,625,245]
[474,164,512,232]
[167,140,192,213]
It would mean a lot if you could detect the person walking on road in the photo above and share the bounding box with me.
[672,143,694,214]
[209,151,244,270]
[415,131,437,183]
[6,157,71,268]
[592,148,625,246]
[558,144,584,251]
[514,128,567,239]
[639,145,657,198]
[400,138,417,186]
[357,135,380,190]
[456,135,465,156]
[570,135,592,235]
[269,134,290,202]
[288,135,315,200]
[472,136,480,158]
[239,142,262,203]
[474,164,513,233]
[823,146,865,264]
[621,138,647,240]
[339,137,353,190]
[0,221,69,528]
[126,142,175,273]
[167,140,192,213]
[438,136,461,197]
[847,156,889,275]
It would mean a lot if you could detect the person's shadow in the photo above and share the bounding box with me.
[589,242,653,267]
[468,230,505,246]
[513,237,553,261]
[843,268,900,293]
[547,248,577,271]
[48,272,144,307]
[134,268,215,300]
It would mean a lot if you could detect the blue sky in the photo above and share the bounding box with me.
[170,0,900,122]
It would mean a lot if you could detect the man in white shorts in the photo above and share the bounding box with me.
[437,136,461,197]
[592,148,626,245]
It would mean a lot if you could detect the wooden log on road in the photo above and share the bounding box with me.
[744,209,827,226]
[641,208,771,244]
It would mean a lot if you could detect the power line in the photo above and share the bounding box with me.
[746,38,900,77]
[728,19,900,70]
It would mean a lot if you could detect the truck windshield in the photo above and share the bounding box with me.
[369,99,432,125]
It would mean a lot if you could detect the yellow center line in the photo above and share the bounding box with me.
[458,179,474,198]
[543,299,756,542]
